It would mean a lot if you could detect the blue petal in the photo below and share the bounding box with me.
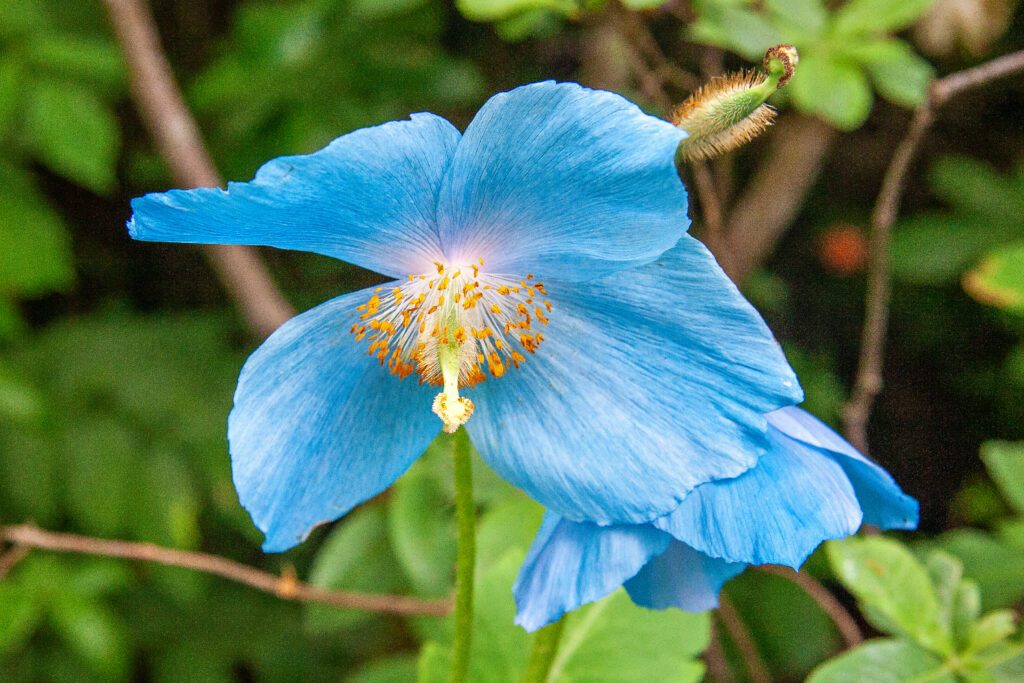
[654,425,863,568]
[766,407,919,530]
[514,512,671,632]
[129,114,460,278]
[436,81,688,281]
[466,236,802,526]
[228,289,440,551]
[625,541,746,612]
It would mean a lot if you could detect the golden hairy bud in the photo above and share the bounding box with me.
[673,45,799,163]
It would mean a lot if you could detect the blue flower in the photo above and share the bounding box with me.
[128,81,802,552]
[513,406,919,631]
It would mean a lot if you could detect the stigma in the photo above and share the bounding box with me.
[350,259,552,431]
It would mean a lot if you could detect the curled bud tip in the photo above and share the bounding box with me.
[764,44,799,88]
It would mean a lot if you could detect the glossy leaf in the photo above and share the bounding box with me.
[832,0,939,35]
[827,537,953,655]
[544,590,709,682]
[964,242,1024,315]
[807,639,954,683]
[789,54,873,130]
[24,80,120,193]
[981,441,1024,513]
[388,459,456,596]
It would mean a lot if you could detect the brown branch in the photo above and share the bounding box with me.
[843,49,1024,453]
[758,566,863,648]
[0,525,451,617]
[691,161,738,276]
[0,544,30,580]
[716,595,773,683]
[102,0,294,339]
[704,620,737,683]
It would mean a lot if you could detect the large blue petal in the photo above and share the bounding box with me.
[513,512,671,632]
[436,81,688,281]
[654,425,863,568]
[625,541,746,612]
[466,236,802,526]
[228,288,440,551]
[766,407,919,530]
[129,114,460,278]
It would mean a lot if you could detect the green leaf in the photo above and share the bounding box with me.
[807,638,954,683]
[964,242,1024,315]
[891,215,1021,286]
[621,0,671,9]
[789,54,873,130]
[724,567,844,679]
[927,551,963,638]
[476,496,543,573]
[0,165,75,298]
[0,582,42,655]
[455,0,576,22]
[929,156,1024,215]
[306,506,408,634]
[827,537,953,655]
[49,597,130,679]
[974,641,1024,681]
[765,0,827,38]
[938,530,1024,610]
[348,654,419,682]
[469,550,532,682]
[417,641,451,683]
[545,590,709,682]
[64,417,140,537]
[966,611,1018,654]
[0,57,26,133]
[688,3,782,60]
[0,362,44,424]
[833,0,938,35]
[26,35,125,92]
[411,550,531,683]
[850,39,934,108]
[24,80,120,193]
[388,459,456,596]
[954,580,983,648]
[350,0,429,19]
[980,441,1024,512]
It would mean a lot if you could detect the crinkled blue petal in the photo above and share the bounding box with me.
[625,541,746,612]
[228,288,440,551]
[653,425,863,568]
[129,114,460,278]
[766,407,919,530]
[436,81,688,282]
[513,512,671,632]
[466,236,802,526]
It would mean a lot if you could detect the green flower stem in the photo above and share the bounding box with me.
[450,428,475,683]
[522,618,565,683]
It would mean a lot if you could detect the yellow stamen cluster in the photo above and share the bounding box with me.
[350,259,552,391]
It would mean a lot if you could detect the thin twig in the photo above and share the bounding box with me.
[758,566,863,648]
[102,0,294,338]
[691,161,737,276]
[716,595,773,683]
[0,544,30,580]
[723,115,837,280]
[704,620,737,683]
[843,49,1024,453]
[0,525,451,617]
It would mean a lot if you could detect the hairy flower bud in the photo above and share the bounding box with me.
[673,44,798,163]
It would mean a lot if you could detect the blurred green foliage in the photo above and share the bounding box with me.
[0,0,1023,680]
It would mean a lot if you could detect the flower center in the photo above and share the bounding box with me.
[350,259,552,432]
